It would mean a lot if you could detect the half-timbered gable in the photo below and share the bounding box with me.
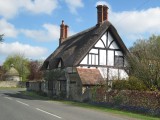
[41,5,129,101]
[80,31,128,68]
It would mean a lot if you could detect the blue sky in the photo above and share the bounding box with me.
[0,0,160,65]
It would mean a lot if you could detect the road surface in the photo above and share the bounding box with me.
[0,88,135,120]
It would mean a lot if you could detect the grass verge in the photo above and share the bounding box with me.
[0,87,26,90]
[22,91,160,120]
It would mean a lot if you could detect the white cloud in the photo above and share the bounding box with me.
[24,0,58,15]
[95,1,111,9]
[0,19,18,38]
[65,0,84,14]
[110,7,160,41]
[20,24,59,42]
[95,1,160,42]
[0,18,75,42]
[21,23,75,42]
[0,0,20,19]
[0,0,58,19]
[0,41,48,58]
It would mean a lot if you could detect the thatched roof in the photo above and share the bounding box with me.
[41,20,129,70]
[5,65,19,76]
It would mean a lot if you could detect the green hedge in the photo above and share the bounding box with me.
[112,76,147,91]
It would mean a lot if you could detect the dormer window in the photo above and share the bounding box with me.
[58,61,62,68]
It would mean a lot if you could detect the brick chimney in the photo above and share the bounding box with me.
[97,5,109,24]
[103,5,109,21]
[59,20,68,45]
[65,25,68,39]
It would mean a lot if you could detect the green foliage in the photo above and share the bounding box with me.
[112,80,129,90]
[129,34,160,90]
[127,76,147,91]
[91,86,106,102]
[3,54,30,81]
[113,94,124,105]
[0,34,4,42]
[44,69,64,81]
[112,77,147,91]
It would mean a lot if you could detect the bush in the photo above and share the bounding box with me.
[113,94,124,105]
[112,80,129,90]
[128,76,147,91]
[112,76,147,91]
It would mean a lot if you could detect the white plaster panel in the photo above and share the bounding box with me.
[115,51,123,56]
[98,67,128,80]
[89,49,98,54]
[96,55,98,65]
[80,55,87,64]
[109,41,119,49]
[98,67,108,78]
[107,50,114,66]
[109,69,118,80]
[101,33,107,47]
[89,54,92,64]
[95,40,105,48]
[108,32,113,47]
[119,69,128,79]
[99,50,106,65]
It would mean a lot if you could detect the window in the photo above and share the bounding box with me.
[88,54,98,65]
[114,56,124,67]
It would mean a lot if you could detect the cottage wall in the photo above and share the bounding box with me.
[80,31,128,80]
[65,67,84,101]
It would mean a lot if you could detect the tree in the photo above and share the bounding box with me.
[0,66,6,81]
[27,60,43,81]
[3,54,30,81]
[0,34,4,42]
[128,35,160,90]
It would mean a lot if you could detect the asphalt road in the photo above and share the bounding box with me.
[0,88,134,120]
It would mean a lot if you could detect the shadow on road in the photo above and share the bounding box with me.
[2,88,50,101]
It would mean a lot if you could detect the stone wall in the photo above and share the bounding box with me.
[26,81,49,95]
[0,81,26,87]
[27,79,93,102]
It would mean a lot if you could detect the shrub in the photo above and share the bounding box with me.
[128,76,147,91]
[113,94,124,105]
[112,76,147,91]
[112,80,129,90]
[91,86,106,102]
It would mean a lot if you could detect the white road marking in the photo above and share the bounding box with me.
[36,108,62,119]
[5,97,13,100]
[16,100,29,106]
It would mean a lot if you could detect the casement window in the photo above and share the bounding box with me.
[88,53,98,65]
[114,56,124,67]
